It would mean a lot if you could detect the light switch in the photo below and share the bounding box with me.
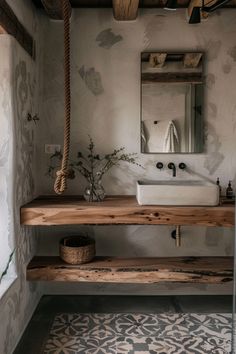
[45,144,61,154]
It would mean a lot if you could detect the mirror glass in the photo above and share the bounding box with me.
[141,52,204,154]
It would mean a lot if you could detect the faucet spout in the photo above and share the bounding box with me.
[168,162,176,177]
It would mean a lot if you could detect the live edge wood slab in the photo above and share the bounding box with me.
[21,195,234,227]
[27,256,234,284]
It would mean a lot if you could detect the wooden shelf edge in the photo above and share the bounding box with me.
[27,256,234,284]
[20,195,235,227]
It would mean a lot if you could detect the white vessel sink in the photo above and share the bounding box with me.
[137,180,219,206]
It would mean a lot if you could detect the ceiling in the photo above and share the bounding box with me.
[31,0,236,24]
[31,0,236,9]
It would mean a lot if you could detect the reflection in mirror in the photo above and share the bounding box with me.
[141,52,204,154]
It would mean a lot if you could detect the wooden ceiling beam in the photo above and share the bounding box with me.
[188,0,221,21]
[201,0,219,16]
[112,0,139,20]
[32,0,236,9]
[41,0,72,20]
[0,0,34,57]
[188,0,201,19]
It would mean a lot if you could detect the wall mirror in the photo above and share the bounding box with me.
[141,52,204,154]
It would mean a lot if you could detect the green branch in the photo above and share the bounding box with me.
[46,137,144,183]
[0,250,15,284]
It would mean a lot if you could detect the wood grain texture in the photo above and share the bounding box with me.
[188,0,201,18]
[0,0,34,57]
[27,256,234,283]
[41,0,72,19]
[183,53,202,68]
[112,0,139,20]
[142,72,203,84]
[32,0,236,8]
[20,195,235,227]
[187,0,219,19]
[149,53,167,68]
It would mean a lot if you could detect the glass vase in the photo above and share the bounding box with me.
[84,180,106,202]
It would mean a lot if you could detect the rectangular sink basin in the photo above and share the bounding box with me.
[137,180,219,206]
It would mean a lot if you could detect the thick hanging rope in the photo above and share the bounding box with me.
[54,0,71,194]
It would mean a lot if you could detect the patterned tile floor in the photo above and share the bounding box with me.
[44,313,232,354]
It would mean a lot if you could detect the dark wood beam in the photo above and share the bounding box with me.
[112,0,139,20]
[31,0,236,9]
[0,0,34,57]
[142,72,203,84]
[70,0,112,7]
[188,0,201,21]
[41,0,72,20]
[188,0,217,20]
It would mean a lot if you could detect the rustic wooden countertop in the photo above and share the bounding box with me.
[21,195,235,227]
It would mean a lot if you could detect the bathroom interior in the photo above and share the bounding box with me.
[0,0,236,353]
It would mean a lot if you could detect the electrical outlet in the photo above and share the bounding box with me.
[45,144,61,154]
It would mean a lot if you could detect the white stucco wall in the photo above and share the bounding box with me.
[0,37,15,284]
[0,1,42,353]
[36,9,236,295]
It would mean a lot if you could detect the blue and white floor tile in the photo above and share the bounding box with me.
[44,313,232,354]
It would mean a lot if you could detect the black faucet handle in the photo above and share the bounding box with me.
[179,162,186,170]
[168,162,176,177]
[156,162,164,170]
[168,162,175,169]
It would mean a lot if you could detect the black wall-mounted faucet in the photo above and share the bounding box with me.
[179,162,186,170]
[156,162,164,170]
[168,162,176,177]
[157,162,186,176]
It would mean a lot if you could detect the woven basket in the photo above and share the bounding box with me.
[60,236,95,265]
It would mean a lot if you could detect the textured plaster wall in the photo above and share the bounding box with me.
[0,37,15,284]
[0,5,234,354]
[37,9,236,295]
[0,1,42,353]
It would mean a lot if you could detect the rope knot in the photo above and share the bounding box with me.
[54,169,68,195]
[56,168,75,179]
[54,168,75,195]
[56,169,69,178]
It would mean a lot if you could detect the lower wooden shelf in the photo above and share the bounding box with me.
[27,256,233,284]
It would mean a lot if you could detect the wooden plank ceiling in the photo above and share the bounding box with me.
[0,0,34,57]
[32,0,236,9]
[32,0,236,23]
[32,0,180,8]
